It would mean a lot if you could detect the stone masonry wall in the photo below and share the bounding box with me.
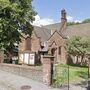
[0,64,43,82]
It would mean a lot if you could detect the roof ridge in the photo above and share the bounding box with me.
[43,22,60,26]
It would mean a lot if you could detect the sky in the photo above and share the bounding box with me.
[32,0,90,26]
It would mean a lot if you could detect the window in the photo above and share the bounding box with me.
[58,46,61,55]
[51,48,56,55]
[25,37,31,50]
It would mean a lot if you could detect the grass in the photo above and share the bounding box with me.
[53,64,88,87]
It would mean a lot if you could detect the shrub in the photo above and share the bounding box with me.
[53,64,68,87]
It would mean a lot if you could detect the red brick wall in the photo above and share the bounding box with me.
[48,31,67,64]
[18,36,26,52]
[25,37,31,50]
[31,32,41,52]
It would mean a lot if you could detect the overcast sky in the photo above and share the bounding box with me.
[32,0,90,26]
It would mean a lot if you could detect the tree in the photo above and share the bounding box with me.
[67,22,80,26]
[67,36,90,64]
[82,18,90,23]
[0,0,36,50]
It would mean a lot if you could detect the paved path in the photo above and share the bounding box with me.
[0,70,59,90]
[0,70,88,90]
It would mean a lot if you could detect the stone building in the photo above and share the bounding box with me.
[18,9,90,64]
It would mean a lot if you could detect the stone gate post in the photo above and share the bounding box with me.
[42,55,54,86]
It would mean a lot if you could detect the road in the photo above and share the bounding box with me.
[0,70,87,90]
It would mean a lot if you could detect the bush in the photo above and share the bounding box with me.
[53,64,68,87]
[52,64,88,88]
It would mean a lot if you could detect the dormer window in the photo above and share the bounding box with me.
[40,42,44,49]
[40,41,48,51]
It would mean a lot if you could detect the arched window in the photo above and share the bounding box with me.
[51,48,56,55]
[58,46,61,55]
[25,37,31,50]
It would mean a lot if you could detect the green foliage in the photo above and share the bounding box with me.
[53,64,88,88]
[67,22,80,26]
[67,18,90,26]
[53,64,68,87]
[0,0,36,49]
[86,39,90,54]
[82,18,90,23]
[67,36,90,56]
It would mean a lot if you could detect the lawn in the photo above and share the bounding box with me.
[53,64,88,87]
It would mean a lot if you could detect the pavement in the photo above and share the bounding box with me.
[0,70,88,90]
[0,70,59,90]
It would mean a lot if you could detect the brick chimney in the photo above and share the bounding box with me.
[60,9,67,32]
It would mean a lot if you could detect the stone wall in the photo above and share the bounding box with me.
[0,64,43,82]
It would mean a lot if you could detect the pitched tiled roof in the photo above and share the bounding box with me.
[34,26,51,41]
[33,23,66,41]
[33,22,90,42]
[64,23,90,38]
[43,23,61,32]
[43,22,90,38]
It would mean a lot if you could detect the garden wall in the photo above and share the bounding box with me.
[0,64,43,82]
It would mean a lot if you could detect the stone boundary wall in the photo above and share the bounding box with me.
[0,64,43,82]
